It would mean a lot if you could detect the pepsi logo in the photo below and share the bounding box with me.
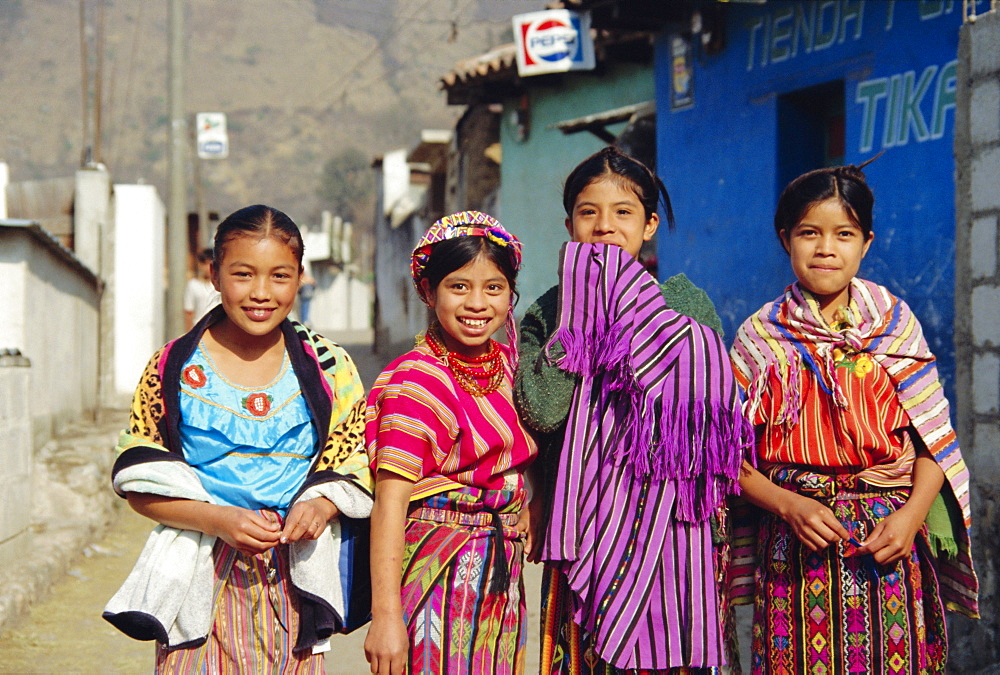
[513,10,594,77]
[525,18,579,64]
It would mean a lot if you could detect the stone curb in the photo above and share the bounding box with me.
[0,412,127,636]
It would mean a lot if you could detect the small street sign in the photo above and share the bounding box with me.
[196,112,229,159]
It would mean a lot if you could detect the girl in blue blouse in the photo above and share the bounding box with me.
[104,205,371,673]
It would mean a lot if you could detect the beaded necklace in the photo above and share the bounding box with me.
[425,325,505,397]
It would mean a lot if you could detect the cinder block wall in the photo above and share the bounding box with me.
[952,10,1000,670]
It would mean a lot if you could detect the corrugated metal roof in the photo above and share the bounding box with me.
[440,30,657,101]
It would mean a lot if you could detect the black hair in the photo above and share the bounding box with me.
[562,145,675,230]
[213,204,304,266]
[420,236,519,303]
[197,248,213,263]
[774,164,876,245]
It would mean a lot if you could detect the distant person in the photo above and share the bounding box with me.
[298,268,317,327]
[183,248,220,330]
[364,212,537,675]
[729,163,979,672]
[104,205,372,671]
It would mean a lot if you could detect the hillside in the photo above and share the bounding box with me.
[0,0,539,225]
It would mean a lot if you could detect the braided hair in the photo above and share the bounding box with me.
[213,204,304,267]
[774,154,883,244]
[563,146,676,230]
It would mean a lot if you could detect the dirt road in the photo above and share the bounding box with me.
[0,504,156,672]
[0,501,542,674]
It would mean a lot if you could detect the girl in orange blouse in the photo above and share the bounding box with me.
[729,164,978,674]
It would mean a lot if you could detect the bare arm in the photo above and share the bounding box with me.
[855,447,944,564]
[364,470,414,675]
[520,461,547,563]
[738,461,851,551]
[125,492,281,555]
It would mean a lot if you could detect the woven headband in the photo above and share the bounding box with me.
[410,211,522,302]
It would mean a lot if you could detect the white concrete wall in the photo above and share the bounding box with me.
[74,167,111,273]
[301,217,373,337]
[373,151,431,353]
[111,184,166,401]
[309,268,372,334]
[0,226,100,448]
[0,162,8,219]
[0,355,31,569]
[0,237,28,352]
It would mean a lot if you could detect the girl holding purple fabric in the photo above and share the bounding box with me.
[515,147,751,674]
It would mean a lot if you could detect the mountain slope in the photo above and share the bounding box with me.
[0,0,538,223]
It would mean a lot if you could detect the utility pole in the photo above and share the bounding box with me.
[166,0,187,339]
[79,0,90,162]
[93,0,105,164]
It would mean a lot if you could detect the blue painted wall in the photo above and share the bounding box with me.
[655,0,977,393]
[498,62,655,311]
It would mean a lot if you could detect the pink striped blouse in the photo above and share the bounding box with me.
[365,341,537,501]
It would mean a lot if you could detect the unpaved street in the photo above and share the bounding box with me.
[0,501,542,674]
[0,504,156,672]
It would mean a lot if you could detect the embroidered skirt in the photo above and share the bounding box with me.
[156,539,324,675]
[751,469,947,674]
[401,487,527,675]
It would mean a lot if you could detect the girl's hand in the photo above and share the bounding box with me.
[364,615,409,675]
[515,504,530,546]
[777,491,851,551]
[520,496,546,563]
[854,505,923,565]
[281,497,339,544]
[210,506,282,555]
[853,445,944,565]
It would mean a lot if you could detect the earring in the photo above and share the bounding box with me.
[504,305,518,370]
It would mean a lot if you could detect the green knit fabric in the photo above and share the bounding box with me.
[514,273,723,435]
[925,490,961,559]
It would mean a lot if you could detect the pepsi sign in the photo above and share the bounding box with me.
[513,10,595,77]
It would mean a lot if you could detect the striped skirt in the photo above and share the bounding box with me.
[401,487,527,675]
[539,564,720,675]
[156,539,324,675]
[751,469,947,674]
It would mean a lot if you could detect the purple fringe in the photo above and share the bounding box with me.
[633,400,754,522]
[559,317,754,523]
[549,326,590,376]
[504,306,519,372]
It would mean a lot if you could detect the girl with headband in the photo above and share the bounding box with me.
[364,212,537,675]
[729,163,979,672]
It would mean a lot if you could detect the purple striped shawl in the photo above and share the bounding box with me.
[540,243,751,668]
